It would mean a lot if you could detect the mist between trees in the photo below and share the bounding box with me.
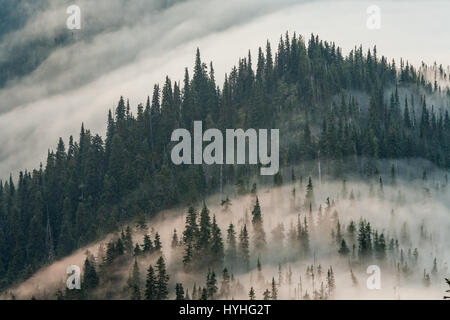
[1,32,450,298]
[4,158,449,300]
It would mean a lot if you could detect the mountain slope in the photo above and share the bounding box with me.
[1,32,450,291]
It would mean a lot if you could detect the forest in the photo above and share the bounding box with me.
[0,32,449,299]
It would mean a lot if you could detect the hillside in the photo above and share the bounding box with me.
[3,167,449,299]
[1,33,450,295]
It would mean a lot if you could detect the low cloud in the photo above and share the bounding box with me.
[1,0,450,178]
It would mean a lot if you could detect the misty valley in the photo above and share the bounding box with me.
[0,31,449,301]
[4,160,449,300]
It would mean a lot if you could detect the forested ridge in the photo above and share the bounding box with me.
[1,32,449,291]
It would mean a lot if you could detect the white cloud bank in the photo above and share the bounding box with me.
[1,0,450,178]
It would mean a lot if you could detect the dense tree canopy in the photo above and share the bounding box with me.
[1,32,449,290]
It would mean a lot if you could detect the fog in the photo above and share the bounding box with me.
[4,159,449,300]
[2,0,450,180]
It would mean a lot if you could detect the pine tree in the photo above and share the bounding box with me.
[239,225,250,270]
[83,256,99,291]
[171,229,179,249]
[183,206,198,245]
[128,259,141,300]
[144,265,156,300]
[375,233,386,260]
[156,256,169,300]
[249,287,256,300]
[197,203,212,254]
[300,216,310,255]
[350,269,358,286]
[123,227,133,254]
[431,257,438,275]
[220,268,231,299]
[183,241,193,270]
[143,234,153,253]
[263,289,271,300]
[251,197,266,251]
[206,270,218,299]
[257,256,264,282]
[444,278,449,299]
[338,239,350,256]
[271,277,277,300]
[423,270,431,287]
[175,283,185,300]
[226,223,237,267]
[210,215,224,269]
[154,232,162,252]
[305,177,315,208]
[327,267,335,298]
[134,243,142,256]
[200,288,208,300]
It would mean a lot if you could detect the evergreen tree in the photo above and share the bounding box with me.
[327,267,335,297]
[206,270,218,299]
[249,287,256,300]
[171,229,179,249]
[263,289,271,300]
[271,277,277,300]
[251,197,266,251]
[175,283,185,300]
[143,234,153,253]
[305,177,315,209]
[156,256,169,300]
[211,215,224,268]
[197,203,212,254]
[338,239,350,256]
[144,265,156,300]
[226,223,237,267]
[83,256,99,291]
[154,232,162,252]
[239,225,250,270]
[128,259,141,300]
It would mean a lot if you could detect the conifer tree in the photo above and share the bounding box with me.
[350,269,358,287]
[183,241,193,270]
[271,277,277,300]
[251,197,266,251]
[128,259,141,300]
[206,270,218,299]
[257,256,264,282]
[144,265,156,300]
[239,225,250,270]
[197,203,212,253]
[211,215,224,268]
[154,232,162,253]
[249,287,256,300]
[175,283,185,300]
[134,243,142,256]
[83,256,99,291]
[305,177,315,209]
[226,223,237,267]
[124,227,133,254]
[338,239,350,256]
[156,256,169,300]
[143,234,153,253]
[220,268,231,299]
[183,206,198,245]
[327,267,335,297]
[200,288,208,300]
[171,229,179,249]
